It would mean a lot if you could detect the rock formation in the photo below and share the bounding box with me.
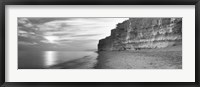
[98,18,182,51]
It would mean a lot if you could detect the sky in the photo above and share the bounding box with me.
[18,17,128,51]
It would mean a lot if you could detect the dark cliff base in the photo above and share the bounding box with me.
[95,45,182,69]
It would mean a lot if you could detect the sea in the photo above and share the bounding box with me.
[18,51,98,69]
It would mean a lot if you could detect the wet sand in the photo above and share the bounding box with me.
[47,56,97,69]
[95,45,182,69]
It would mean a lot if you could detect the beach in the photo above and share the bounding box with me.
[47,55,98,69]
[46,45,182,69]
[95,45,182,69]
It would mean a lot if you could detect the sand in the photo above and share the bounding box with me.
[46,45,182,69]
[47,55,97,69]
[95,45,182,69]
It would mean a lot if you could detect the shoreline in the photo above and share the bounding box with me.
[95,45,182,69]
[47,55,98,69]
[44,45,182,69]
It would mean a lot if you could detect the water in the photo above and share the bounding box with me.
[18,51,98,69]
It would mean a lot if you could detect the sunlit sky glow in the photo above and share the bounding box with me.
[44,36,58,43]
[18,18,128,51]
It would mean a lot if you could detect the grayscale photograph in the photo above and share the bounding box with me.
[18,17,182,69]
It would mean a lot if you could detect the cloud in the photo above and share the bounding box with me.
[71,34,102,37]
[18,17,128,50]
[18,41,37,45]
[27,18,70,24]
[18,30,28,34]
[39,18,128,38]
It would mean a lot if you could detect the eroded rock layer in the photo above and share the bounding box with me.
[98,18,182,51]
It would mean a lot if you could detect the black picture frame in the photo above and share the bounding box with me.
[0,0,199,87]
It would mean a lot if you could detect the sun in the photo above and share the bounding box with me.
[45,36,58,43]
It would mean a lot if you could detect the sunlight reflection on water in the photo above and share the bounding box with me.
[44,51,58,67]
[19,51,98,69]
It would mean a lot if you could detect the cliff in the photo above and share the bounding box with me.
[98,18,182,51]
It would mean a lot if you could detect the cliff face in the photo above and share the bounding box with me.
[98,18,182,51]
